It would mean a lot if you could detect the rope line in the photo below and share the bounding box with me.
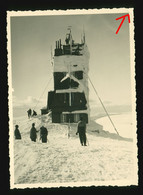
[87,74,119,136]
[33,76,52,111]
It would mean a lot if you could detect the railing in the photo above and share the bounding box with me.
[54,43,84,56]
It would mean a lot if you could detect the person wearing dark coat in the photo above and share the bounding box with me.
[14,125,21,140]
[40,125,48,143]
[27,108,32,119]
[30,123,37,142]
[76,116,87,146]
[32,110,37,117]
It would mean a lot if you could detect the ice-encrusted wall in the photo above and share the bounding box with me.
[53,43,90,117]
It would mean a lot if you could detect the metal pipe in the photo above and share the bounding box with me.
[58,40,59,49]
[56,41,57,49]
[59,39,61,49]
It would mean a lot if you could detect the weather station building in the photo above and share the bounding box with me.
[46,28,90,123]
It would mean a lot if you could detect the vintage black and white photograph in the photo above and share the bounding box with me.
[7,9,137,188]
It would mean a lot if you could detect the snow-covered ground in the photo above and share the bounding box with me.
[10,113,138,188]
[96,113,134,138]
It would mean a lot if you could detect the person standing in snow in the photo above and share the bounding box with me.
[14,125,21,140]
[30,123,37,142]
[32,110,37,117]
[27,108,32,119]
[40,125,48,143]
[76,116,87,146]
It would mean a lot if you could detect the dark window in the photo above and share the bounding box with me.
[74,71,83,80]
[47,91,55,109]
[71,92,87,110]
[48,91,87,113]
[54,72,66,90]
[70,79,79,88]
[60,77,79,89]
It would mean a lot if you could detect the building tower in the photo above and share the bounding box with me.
[47,28,90,123]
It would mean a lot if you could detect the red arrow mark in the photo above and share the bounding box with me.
[115,14,130,34]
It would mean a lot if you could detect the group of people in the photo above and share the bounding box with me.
[30,123,48,143]
[27,109,37,119]
[14,116,87,146]
[14,123,48,143]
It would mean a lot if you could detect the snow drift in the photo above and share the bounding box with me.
[11,113,137,187]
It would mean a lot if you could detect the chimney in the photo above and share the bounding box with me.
[58,40,60,49]
[59,39,61,49]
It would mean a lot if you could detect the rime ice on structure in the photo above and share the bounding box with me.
[48,28,90,123]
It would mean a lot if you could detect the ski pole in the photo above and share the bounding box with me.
[86,135,89,146]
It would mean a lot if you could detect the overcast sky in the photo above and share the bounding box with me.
[10,12,132,111]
